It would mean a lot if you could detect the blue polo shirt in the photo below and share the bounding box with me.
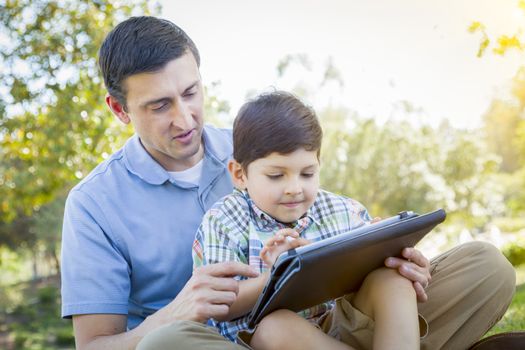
[60,125,234,329]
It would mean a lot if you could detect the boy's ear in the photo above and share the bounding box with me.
[106,94,131,124]
[228,159,247,190]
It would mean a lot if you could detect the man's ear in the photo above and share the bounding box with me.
[106,94,131,124]
[228,159,247,190]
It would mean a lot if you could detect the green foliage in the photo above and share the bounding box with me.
[0,0,159,260]
[481,66,525,217]
[319,110,502,228]
[468,21,490,57]
[37,286,58,305]
[468,2,525,57]
[482,68,525,173]
[502,239,525,267]
[203,82,232,127]
[485,269,525,337]
[0,0,156,246]
[2,279,74,349]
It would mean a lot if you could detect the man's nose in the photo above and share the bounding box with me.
[170,101,192,129]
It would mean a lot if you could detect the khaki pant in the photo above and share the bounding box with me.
[137,241,516,350]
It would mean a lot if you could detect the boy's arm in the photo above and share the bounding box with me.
[217,228,311,321]
[215,271,270,321]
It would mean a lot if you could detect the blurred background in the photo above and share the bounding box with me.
[1,0,524,348]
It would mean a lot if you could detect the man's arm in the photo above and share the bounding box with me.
[72,261,258,350]
[73,314,140,350]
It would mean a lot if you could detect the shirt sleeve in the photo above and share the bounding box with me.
[192,207,247,270]
[346,197,373,229]
[61,189,130,318]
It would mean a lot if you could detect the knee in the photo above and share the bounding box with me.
[137,320,204,350]
[463,241,516,297]
[364,267,415,298]
[251,309,297,348]
[353,268,415,321]
[255,309,296,336]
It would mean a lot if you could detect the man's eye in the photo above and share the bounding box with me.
[266,174,283,180]
[152,103,168,112]
[184,89,197,98]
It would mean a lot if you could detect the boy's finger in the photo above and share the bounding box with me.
[413,281,428,303]
[275,228,299,237]
[371,217,382,223]
[402,247,429,269]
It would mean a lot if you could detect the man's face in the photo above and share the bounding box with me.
[241,148,320,223]
[118,52,204,171]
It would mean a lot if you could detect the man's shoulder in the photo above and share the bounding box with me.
[203,125,233,161]
[68,147,130,202]
[203,124,232,138]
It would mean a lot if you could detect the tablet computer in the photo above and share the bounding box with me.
[247,208,446,328]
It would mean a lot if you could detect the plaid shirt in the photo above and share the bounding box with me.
[193,188,371,342]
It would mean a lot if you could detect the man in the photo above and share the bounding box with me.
[61,16,257,350]
[61,16,515,350]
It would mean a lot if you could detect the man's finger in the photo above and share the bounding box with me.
[207,289,238,306]
[197,261,259,278]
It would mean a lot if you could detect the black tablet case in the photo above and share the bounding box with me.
[247,209,446,328]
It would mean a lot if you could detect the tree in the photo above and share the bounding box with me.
[468,0,525,57]
[0,0,155,257]
[274,53,503,229]
[319,111,502,229]
[469,1,525,216]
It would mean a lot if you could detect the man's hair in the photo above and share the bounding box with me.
[98,16,200,109]
[233,91,323,170]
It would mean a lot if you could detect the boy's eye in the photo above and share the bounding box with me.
[266,174,283,180]
[301,173,315,178]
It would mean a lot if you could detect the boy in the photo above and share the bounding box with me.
[193,91,422,349]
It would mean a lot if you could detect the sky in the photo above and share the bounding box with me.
[160,0,525,129]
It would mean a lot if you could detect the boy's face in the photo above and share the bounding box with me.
[106,51,205,171]
[233,148,320,223]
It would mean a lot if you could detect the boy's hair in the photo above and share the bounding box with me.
[233,91,323,170]
[98,16,200,110]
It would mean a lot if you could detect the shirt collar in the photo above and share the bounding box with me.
[122,126,230,186]
[239,189,321,233]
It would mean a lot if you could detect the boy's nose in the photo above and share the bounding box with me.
[284,181,302,195]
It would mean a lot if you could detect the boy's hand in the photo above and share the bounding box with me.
[370,216,382,224]
[260,228,310,267]
[385,247,431,303]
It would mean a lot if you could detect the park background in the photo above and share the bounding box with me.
[1,0,524,348]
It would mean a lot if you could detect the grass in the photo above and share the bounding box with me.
[0,276,74,350]
[1,267,524,349]
[484,265,525,337]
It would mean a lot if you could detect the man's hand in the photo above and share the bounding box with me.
[147,261,259,327]
[260,228,310,267]
[385,247,431,302]
[73,262,258,349]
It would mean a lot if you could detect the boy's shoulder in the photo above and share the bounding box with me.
[314,189,368,215]
[205,189,251,220]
